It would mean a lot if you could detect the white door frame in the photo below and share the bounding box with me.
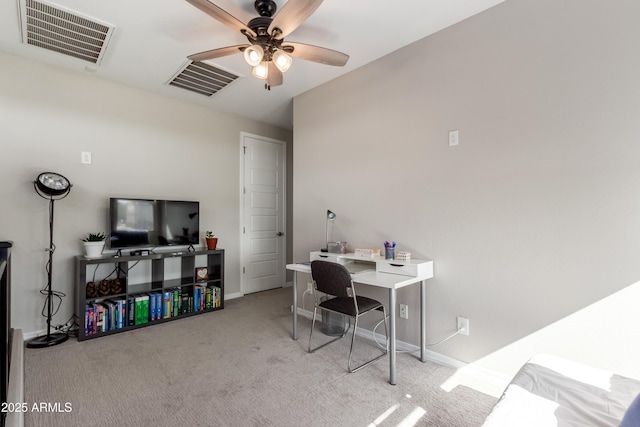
[239,132,287,295]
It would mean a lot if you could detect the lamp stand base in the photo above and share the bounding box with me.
[26,332,68,348]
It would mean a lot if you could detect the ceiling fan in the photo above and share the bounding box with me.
[185,0,349,89]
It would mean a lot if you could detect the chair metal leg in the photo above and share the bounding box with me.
[347,315,359,371]
[348,306,389,373]
[308,306,319,353]
[308,307,349,353]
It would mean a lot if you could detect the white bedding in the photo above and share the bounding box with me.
[482,354,640,427]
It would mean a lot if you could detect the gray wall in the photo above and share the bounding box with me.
[0,51,292,335]
[293,0,640,384]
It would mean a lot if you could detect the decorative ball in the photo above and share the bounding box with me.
[110,278,123,294]
[86,281,97,298]
[98,279,111,296]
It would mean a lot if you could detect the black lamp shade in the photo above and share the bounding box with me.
[36,172,71,197]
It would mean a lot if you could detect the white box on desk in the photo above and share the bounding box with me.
[354,248,381,259]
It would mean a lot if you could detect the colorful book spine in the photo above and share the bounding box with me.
[134,295,146,325]
[193,286,200,312]
[173,290,179,317]
[205,287,212,309]
[134,297,140,325]
[117,299,125,329]
[149,293,157,321]
[127,296,135,326]
[111,302,116,329]
[213,287,221,308]
[111,302,116,330]
[96,304,105,332]
[89,304,95,333]
[157,293,162,319]
[107,298,124,330]
[84,305,89,336]
[163,291,171,319]
[181,292,189,314]
[142,295,149,324]
[105,303,112,331]
[102,301,115,331]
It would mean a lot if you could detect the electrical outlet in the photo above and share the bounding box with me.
[457,317,469,336]
[307,282,313,293]
[400,304,408,319]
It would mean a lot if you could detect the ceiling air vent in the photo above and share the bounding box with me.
[168,61,239,97]
[19,0,115,65]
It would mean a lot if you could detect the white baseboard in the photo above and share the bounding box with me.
[295,307,508,392]
[22,330,41,341]
[6,328,24,427]
[297,307,462,364]
[224,291,243,300]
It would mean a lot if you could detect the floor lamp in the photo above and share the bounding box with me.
[27,172,72,348]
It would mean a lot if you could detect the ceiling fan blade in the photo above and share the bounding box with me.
[187,45,248,61]
[268,0,323,39]
[283,42,349,66]
[186,0,256,38]
[267,62,283,87]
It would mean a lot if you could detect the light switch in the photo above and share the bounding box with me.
[81,152,92,164]
[449,130,459,146]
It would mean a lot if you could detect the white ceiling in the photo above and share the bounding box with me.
[0,0,506,129]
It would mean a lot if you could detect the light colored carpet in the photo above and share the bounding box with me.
[24,287,496,426]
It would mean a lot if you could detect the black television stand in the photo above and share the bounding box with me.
[75,249,224,341]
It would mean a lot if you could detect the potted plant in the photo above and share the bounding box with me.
[82,232,106,258]
[205,231,218,250]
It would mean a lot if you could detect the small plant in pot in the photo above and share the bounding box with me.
[205,231,218,250]
[82,232,106,259]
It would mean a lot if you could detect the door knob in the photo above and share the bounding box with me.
[276,232,284,236]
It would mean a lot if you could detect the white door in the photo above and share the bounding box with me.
[241,133,286,294]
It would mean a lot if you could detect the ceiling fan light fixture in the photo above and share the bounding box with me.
[273,50,292,73]
[185,0,350,88]
[252,61,269,79]
[244,45,264,66]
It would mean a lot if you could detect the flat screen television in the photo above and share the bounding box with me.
[109,198,200,249]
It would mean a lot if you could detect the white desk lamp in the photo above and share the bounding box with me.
[322,210,336,252]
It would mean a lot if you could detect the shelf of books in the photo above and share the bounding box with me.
[75,249,224,341]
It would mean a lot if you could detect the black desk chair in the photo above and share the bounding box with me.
[308,260,388,372]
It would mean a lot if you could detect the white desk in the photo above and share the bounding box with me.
[286,251,434,385]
